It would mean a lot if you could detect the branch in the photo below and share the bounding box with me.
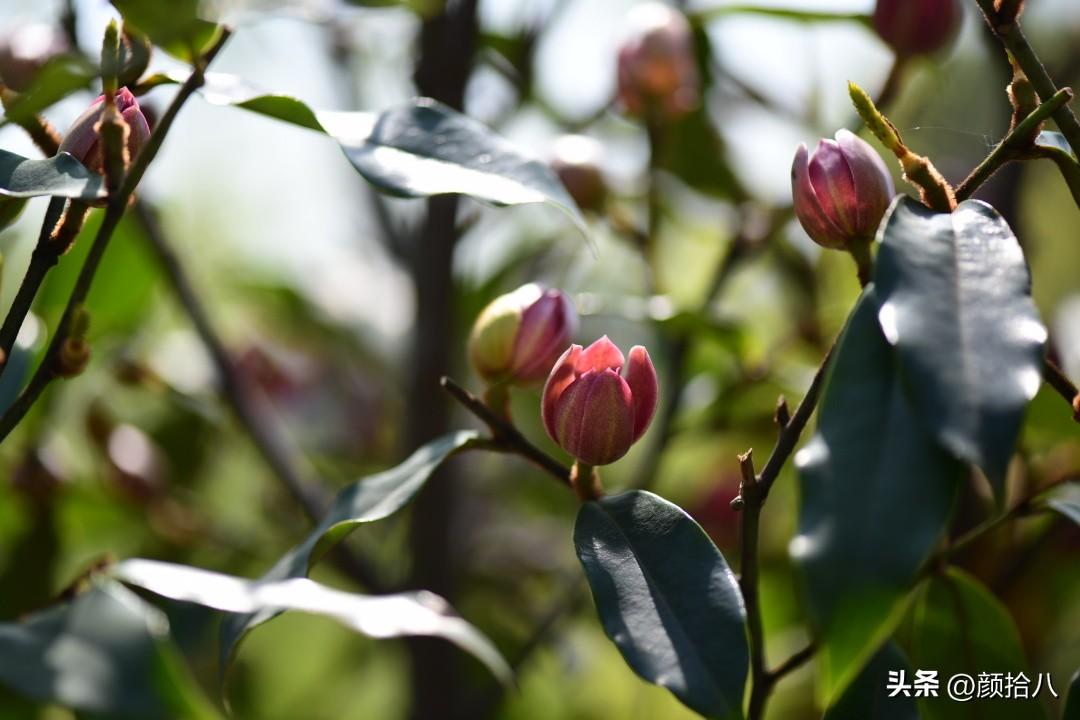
[974,0,1080,159]
[0,29,233,443]
[736,449,770,720]
[440,376,572,486]
[1044,357,1080,422]
[955,87,1074,201]
[131,201,387,593]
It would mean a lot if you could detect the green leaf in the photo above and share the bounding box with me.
[793,288,961,703]
[110,0,220,62]
[874,197,1045,494]
[0,150,105,200]
[1032,132,1080,209]
[1,54,97,124]
[908,569,1044,720]
[112,558,510,686]
[218,431,477,673]
[1065,670,1080,720]
[0,580,220,719]
[192,75,587,236]
[574,490,748,720]
[1044,482,1080,526]
[823,642,919,720]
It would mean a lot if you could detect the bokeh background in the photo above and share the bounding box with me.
[0,0,1078,718]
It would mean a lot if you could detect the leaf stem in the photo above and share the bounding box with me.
[974,0,1080,159]
[440,376,572,486]
[0,29,233,444]
[955,87,1074,201]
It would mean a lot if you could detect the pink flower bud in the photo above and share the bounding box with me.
[616,3,699,121]
[873,0,963,58]
[57,87,151,174]
[542,337,658,466]
[469,285,578,386]
[791,130,895,251]
[0,24,69,93]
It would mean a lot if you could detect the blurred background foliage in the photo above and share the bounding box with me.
[0,0,1077,718]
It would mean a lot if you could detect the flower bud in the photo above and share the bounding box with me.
[0,24,69,93]
[57,87,151,174]
[791,129,895,251]
[542,336,658,466]
[550,135,608,214]
[470,285,577,386]
[616,3,699,121]
[873,0,963,58]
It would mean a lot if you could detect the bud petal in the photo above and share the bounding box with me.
[511,289,577,382]
[553,369,635,466]
[625,345,658,441]
[792,144,847,250]
[873,0,962,58]
[616,3,699,120]
[578,335,625,374]
[542,344,582,441]
[57,88,150,174]
[836,129,895,235]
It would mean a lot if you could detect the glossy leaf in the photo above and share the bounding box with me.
[874,197,1045,494]
[1,54,96,124]
[1065,670,1080,720]
[793,289,961,703]
[908,569,1044,720]
[0,580,220,719]
[190,75,587,235]
[1032,132,1080,208]
[0,150,105,200]
[1044,482,1080,526]
[111,0,220,62]
[219,430,478,672]
[112,559,510,685]
[574,490,748,719]
[823,642,918,720]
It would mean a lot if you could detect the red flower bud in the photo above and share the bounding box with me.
[542,337,658,466]
[550,135,607,214]
[0,24,69,93]
[57,87,151,174]
[469,285,578,385]
[791,130,895,251]
[616,3,699,121]
[873,0,963,58]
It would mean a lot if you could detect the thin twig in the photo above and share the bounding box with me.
[769,642,817,684]
[131,201,387,593]
[440,376,572,486]
[955,88,1074,201]
[737,449,770,720]
[974,0,1080,159]
[1044,357,1080,421]
[0,30,233,443]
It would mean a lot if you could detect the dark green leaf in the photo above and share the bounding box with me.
[1044,483,1080,526]
[574,490,748,720]
[218,431,478,673]
[1065,669,1080,720]
[874,197,1045,494]
[1032,132,1080,208]
[110,0,220,62]
[823,642,919,720]
[193,76,587,235]
[112,559,510,685]
[0,150,105,200]
[0,580,220,719]
[793,288,961,703]
[1,54,96,124]
[908,569,1044,720]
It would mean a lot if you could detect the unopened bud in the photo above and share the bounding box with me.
[873,0,963,58]
[550,135,608,213]
[791,130,895,251]
[0,24,69,93]
[616,3,699,121]
[542,337,658,466]
[470,285,578,386]
[57,87,151,174]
